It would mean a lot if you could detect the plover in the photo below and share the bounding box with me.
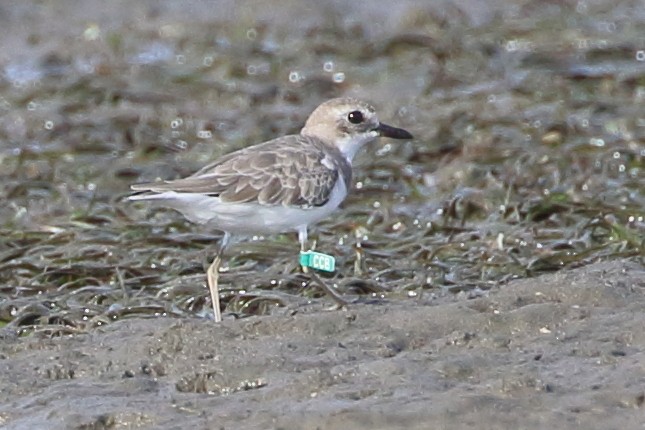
[129,97,413,322]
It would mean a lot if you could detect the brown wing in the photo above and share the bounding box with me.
[131,135,342,208]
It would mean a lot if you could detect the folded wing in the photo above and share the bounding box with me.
[130,135,343,208]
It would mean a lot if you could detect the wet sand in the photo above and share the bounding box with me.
[1,260,644,429]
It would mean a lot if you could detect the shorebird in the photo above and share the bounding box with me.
[129,97,413,322]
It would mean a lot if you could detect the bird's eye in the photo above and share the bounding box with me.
[347,110,364,124]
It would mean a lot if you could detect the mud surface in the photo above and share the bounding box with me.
[1,260,644,429]
[1,0,644,429]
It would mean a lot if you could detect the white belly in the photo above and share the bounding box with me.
[130,178,348,235]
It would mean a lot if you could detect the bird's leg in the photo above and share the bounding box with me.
[206,253,223,322]
[308,269,348,308]
[298,226,310,273]
[206,232,230,322]
[298,226,308,252]
[298,226,347,308]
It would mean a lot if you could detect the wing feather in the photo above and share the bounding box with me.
[130,135,349,208]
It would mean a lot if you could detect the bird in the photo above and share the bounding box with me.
[129,97,413,322]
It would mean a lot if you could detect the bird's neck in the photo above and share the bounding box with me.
[302,128,376,163]
[334,132,379,163]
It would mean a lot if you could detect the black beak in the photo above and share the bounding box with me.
[376,123,413,140]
